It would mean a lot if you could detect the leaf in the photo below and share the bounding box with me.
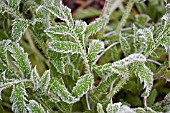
[72,74,93,98]
[8,42,31,78]
[74,20,87,46]
[31,67,40,91]
[38,70,50,93]
[160,36,170,52]
[51,79,79,104]
[135,14,150,28]
[49,41,81,54]
[43,4,74,26]
[97,103,105,113]
[0,40,11,72]
[84,17,109,38]
[10,83,27,113]
[12,19,29,42]
[134,63,154,97]
[45,24,73,39]
[119,36,131,56]
[27,100,45,113]
[133,25,144,53]
[87,40,104,65]
[106,102,122,113]
[93,75,117,96]
[7,0,21,11]
[48,50,65,73]
[56,102,72,113]
[95,54,146,77]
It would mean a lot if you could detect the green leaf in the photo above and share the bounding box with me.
[48,50,65,73]
[135,14,150,28]
[87,40,104,65]
[43,4,74,26]
[7,0,21,11]
[119,36,131,56]
[38,70,50,93]
[72,74,93,98]
[0,40,11,72]
[12,19,29,42]
[97,103,105,113]
[96,54,146,76]
[56,102,72,113]
[93,75,117,96]
[8,42,31,78]
[27,100,45,113]
[45,24,73,39]
[84,17,109,38]
[10,83,27,113]
[31,67,40,91]
[160,36,170,52]
[106,103,121,113]
[134,63,153,97]
[51,79,79,104]
[49,41,81,54]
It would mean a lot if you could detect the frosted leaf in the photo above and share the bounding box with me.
[43,4,74,26]
[160,36,170,52]
[134,64,153,97]
[133,25,144,53]
[0,40,11,72]
[51,79,79,104]
[12,19,29,42]
[45,24,74,39]
[87,40,104,65]
[85,16,109,38]
[10,83,27,113]
[72,74,93,98]
[31,67,40,91]
[74,20,87,46]
[39,70,50,93]
[106,102,122,113]
[7,0,21,11]
[119,36,131,56]
[93,75,117,96]
[8,42,31,78]
[95,54,145,77]
[135,14,150,27]
[27,100,45,113]
[97,103,105,113]
[49,41,81,54]
[113,54,146,66]
[48,50,65,73]
[56,102,72,113]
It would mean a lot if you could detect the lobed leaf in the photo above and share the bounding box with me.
[43,4,74,26]
[48,50,65,73]
[87,40,104,65]
[38,70,50,93]
[27,100,45,113]
[45,24,73,39]
[31,67,40,91]
[84,17,109,38]
[134,63,153,97]
[49,41,81,54]
[10,83,27,113]
[119,36,131,56]
[12,19,29,42]
[8,42,31,78]
[72,74,93,98]
[51,79,79,104]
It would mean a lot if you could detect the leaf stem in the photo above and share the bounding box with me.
[115,0,135,35]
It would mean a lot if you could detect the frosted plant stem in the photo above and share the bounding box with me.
[146,59,162,66]
[86,93,91,110]
[115,0,135,35]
